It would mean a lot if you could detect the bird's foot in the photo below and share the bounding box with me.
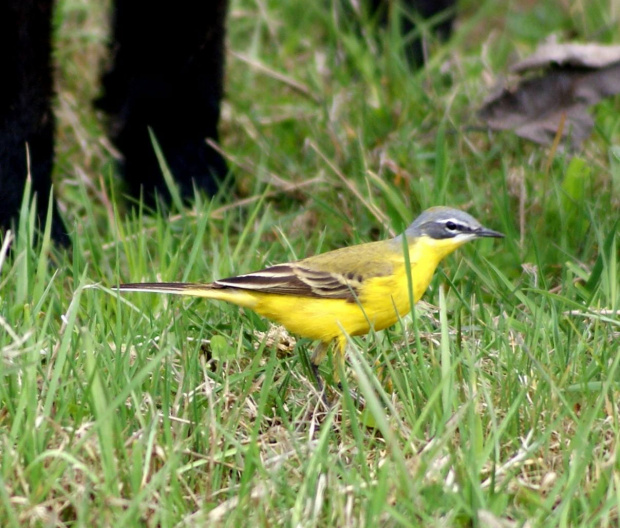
[337,382,366,410]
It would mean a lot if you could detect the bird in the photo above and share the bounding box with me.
[118,206,504,395]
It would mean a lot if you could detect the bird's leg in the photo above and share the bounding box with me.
[334,339,366,410]
[309,339,365,409]
[310,342,330,407]
[311,362,325,394]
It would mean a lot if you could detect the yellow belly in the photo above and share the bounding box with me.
[251,290,398,343]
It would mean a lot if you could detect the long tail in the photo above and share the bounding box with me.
[118,282,259,308]
[118,282,216,296]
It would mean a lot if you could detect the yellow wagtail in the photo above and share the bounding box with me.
[119,206,503,391]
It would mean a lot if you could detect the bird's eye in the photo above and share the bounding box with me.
[446,221,457,231]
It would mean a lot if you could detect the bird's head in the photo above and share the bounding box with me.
[400,206,504,258]
[407,206,504,240]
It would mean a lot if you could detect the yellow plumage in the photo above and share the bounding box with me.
[118,207,503,389]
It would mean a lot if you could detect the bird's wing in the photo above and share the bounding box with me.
[214,243,396,302]
[213,264,358,300]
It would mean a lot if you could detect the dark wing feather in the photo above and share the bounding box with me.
[214,263,364,301]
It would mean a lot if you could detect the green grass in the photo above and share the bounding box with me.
[1,0,619,526]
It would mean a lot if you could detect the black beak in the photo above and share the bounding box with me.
[476,226,504,238]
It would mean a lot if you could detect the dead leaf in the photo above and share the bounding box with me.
[478,42,620,149]
[511,42,620,72]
